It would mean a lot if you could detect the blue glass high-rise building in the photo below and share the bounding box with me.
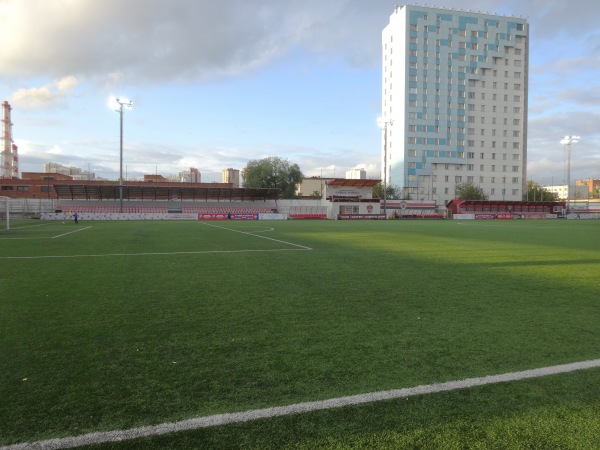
[382,5,528,204]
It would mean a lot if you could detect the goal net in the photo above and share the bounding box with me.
[0,196,9,230]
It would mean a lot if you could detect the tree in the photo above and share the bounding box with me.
[373,183,408,200]
[242,156,304,199]
[523,181,557,202]
[455,181,488,200]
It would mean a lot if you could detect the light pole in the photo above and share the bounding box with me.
[560,135,580,214]
[377,117,393,219]
[115,98,133,213]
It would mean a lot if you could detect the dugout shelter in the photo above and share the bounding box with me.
[446,200,566,219]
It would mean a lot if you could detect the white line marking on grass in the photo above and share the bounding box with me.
[0,225,92,240]
[201,222,312,250]
[50,226,92,239]
[3,358,599,450]
[0,222,52,232]
[0,248,309,260]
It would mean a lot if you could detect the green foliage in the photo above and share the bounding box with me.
[309,190,322,199]
[454,181,489,200]
[523,180,557,202]
[373,183,406,200]
[242,156,303,199]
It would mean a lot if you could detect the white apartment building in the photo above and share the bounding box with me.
[177,167,201,183]
[382,5,529,205]
[222,168,240,188]
[44,162,95,180]
[345,168,367,179]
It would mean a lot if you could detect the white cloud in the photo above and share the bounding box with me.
[10,76,80,109]
[47,145,64,155]
[5,0,600,184]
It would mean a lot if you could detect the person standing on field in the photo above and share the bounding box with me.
[73,212,78,224]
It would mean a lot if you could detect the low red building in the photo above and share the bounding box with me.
[446,200,566,219]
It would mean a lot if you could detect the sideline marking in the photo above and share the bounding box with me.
[0,222,52,232]
[0,248,309,260]
[3,358,599,450]
[51,226,92,239]
[0,225,92,240]
[201,222,312,250]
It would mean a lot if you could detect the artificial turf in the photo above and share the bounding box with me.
[0,219,599,448]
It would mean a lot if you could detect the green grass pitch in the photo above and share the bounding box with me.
[1,219,599,449]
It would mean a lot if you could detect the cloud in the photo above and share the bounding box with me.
[0,0,349,84]
[10,76,80,109]
[2,0,600,86]
[5,0,600,184]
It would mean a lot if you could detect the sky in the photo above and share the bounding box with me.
[1,0,599,185]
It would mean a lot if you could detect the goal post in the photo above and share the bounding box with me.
[0,196,9,230]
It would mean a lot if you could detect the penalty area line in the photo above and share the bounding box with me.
[51,226,93,239]
[3,358,600,450]
[200,222,313,250]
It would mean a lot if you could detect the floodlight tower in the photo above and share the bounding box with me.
[560,135,580,213]
[377,117,393,219]
[115,98,133,213]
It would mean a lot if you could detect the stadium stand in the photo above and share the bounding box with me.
[288,205,327,219]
